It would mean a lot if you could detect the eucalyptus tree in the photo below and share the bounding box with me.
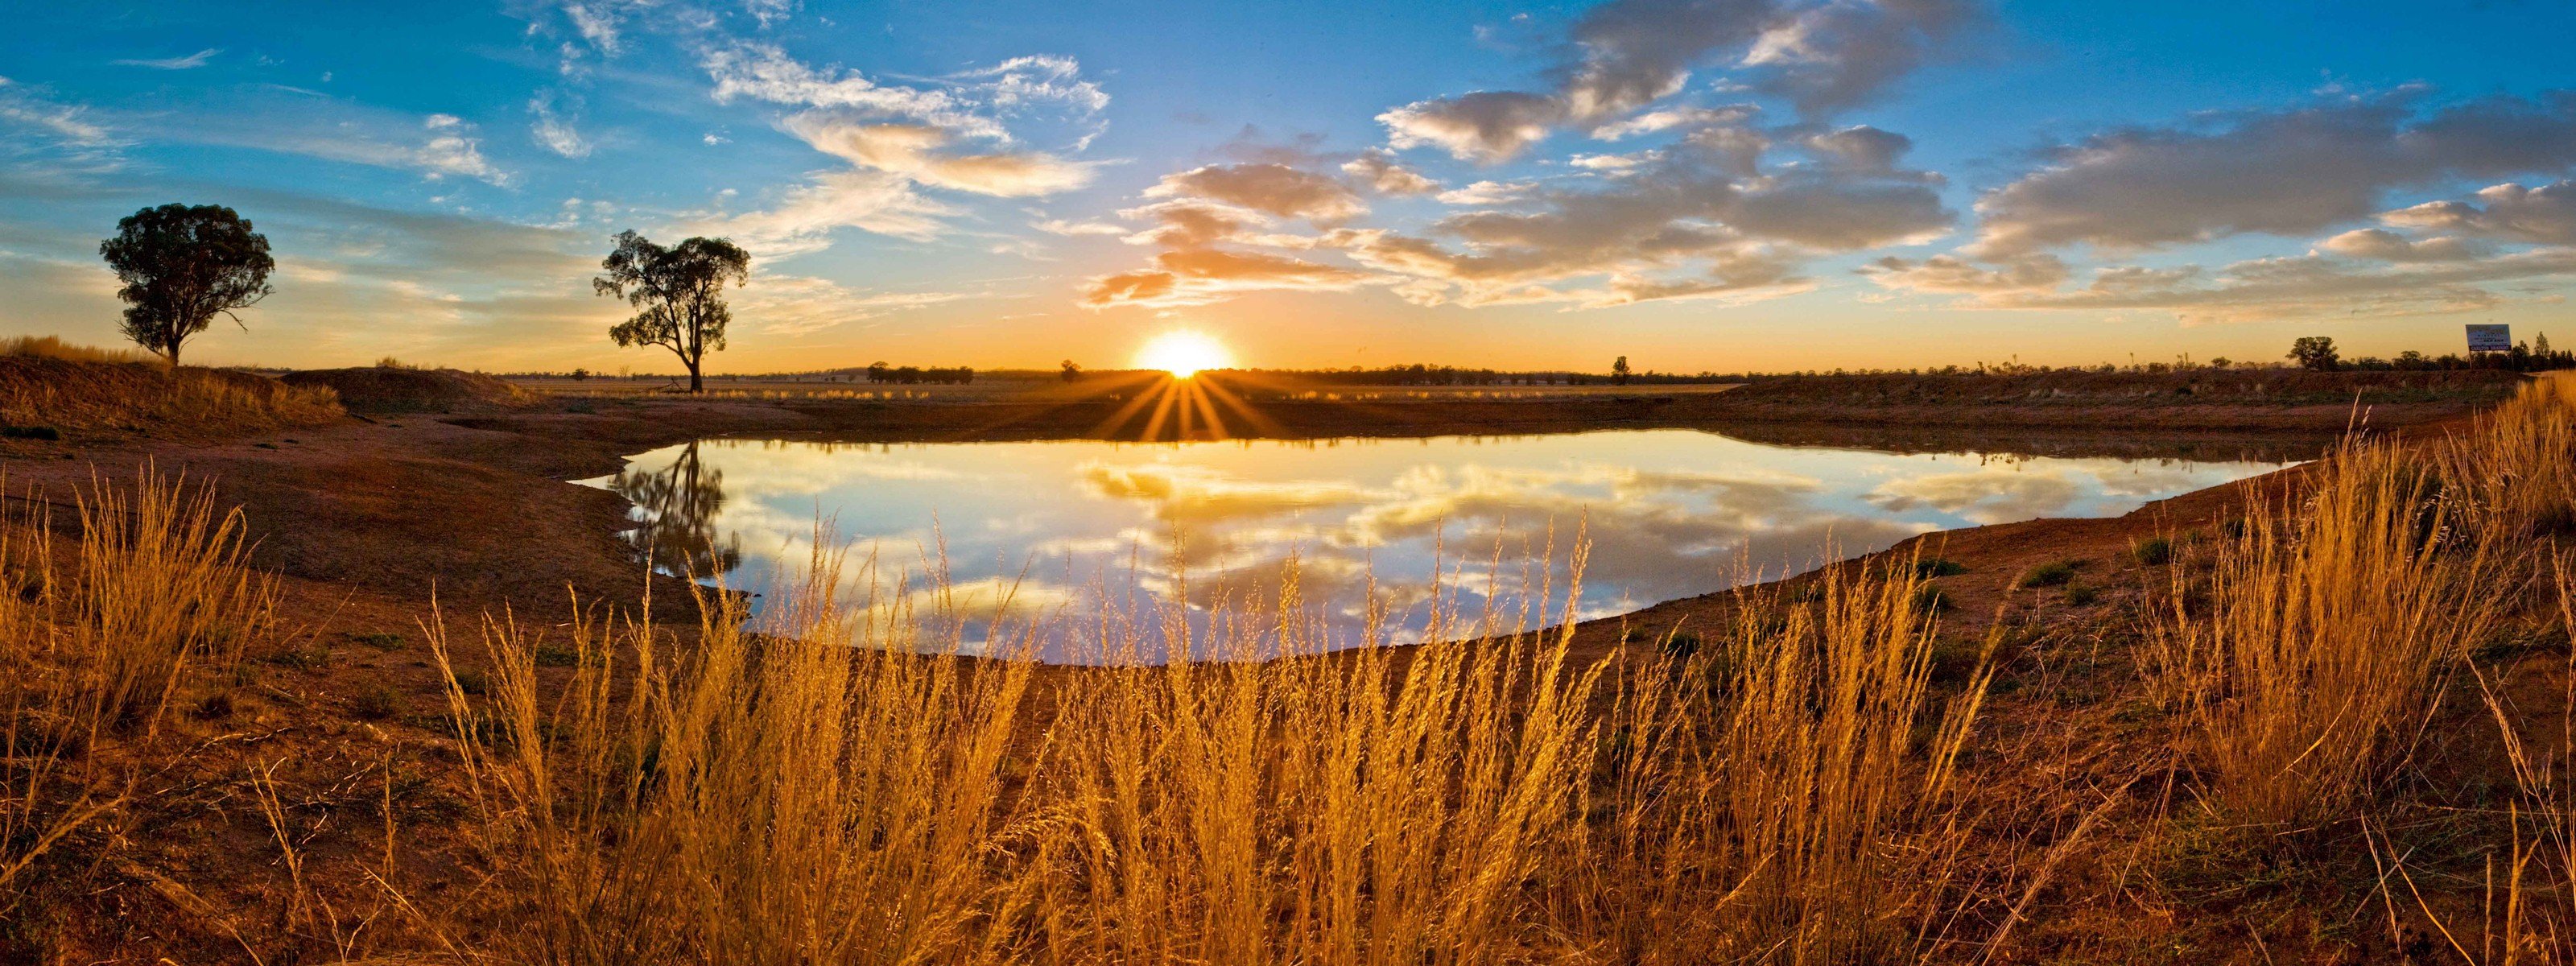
[593,231,752,393]
[98,203,275,365]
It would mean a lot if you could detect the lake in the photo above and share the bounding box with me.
[581,428,2301,658]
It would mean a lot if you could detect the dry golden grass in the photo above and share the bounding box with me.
[1,335,157,365]
[424,539,1993,964]
[2470,561,2576,964]
[2136,372,2576,959]
[0,470,276,900]
[0,337,343,432]
[2145,436,2508,828]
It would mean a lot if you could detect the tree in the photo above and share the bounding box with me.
[98,203,275,365]
[1611,355,1633,386]
[2287,336,2340,371]
[867,361,890,383]
[1060,359,1083,382]
[593,231,751,393]
[2537,332,2553,357]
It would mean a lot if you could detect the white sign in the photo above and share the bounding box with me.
[2467,324,2513,353]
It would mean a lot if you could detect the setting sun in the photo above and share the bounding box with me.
[1133,330,1233,378]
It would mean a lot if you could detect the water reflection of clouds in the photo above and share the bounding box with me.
[584,430,2293,654]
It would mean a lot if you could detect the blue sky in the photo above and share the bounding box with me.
[5,0,2575,372]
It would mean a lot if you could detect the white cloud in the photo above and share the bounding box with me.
[0,76,118,147]
[112,48,221,70]
[2381,180,2576,245]
[529,91,592,159]
[1379,0,1977,162]
[2315,228,2484,262]
[734,272,971,336]
[783,115,1098,196]
[1969,92,2576,257]
[1435,180,1537,205]
[1342,149,1440,195]
[1032,217,1126,236]
[704,169,952,254]
[1145,163,1367,221]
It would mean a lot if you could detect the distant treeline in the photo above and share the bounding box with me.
[496,338,2574,384]
[1209,365,1736,386]
[861,362,975,384]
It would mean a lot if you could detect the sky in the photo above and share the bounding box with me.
[4,0,2576,374]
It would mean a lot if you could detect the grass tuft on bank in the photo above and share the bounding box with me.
[0,336,342,437]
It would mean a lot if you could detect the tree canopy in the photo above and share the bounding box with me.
[594,231,751,393]
[98,203,275,365]
[2287,336,2340,371]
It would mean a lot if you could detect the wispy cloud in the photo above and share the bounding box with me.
[112,47,221,70]
[0,76,118,147]
[528,90,592,159]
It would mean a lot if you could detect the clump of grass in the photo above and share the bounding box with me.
[1913,583,1955,613]
[1914,557,1970,578]
[2017,559,2079,588]
[2062,583,2099,606]
[0,342,344,431]
[1,469,275,898]
[266,642,330,671]
[2146,434,2508,828]
[350,630,406,650]
[349,683,400,720]
[0,335,152,365]
[2131,536,2174,566]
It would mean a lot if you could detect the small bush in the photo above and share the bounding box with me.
[1913,584,1955,613]
[351,631,407,650]
[351,683,401,720]
[1913,557,1970,578]
[267,642,329,671]
[2017,561,2078,588]
[532,642,584,667]
[1659,630,1702,659]
[1,426,61,441]
[192,691,236,720]
[2062,583,2100,606]
[2131,536,2174,566]
[451,667,489,696]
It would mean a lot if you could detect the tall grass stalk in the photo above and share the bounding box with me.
[436,535,1988,964]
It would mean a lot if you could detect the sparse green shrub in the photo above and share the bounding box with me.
[2017,561,2078,588]
[2132,536,2174,566]
[1660,630,1702,659]
[2062,583,2099,606]
[1914,557,1969,578]
[1913,584,1954,613]
[352,630,406,650]
[266,642,328,671]
[352,683,400,720]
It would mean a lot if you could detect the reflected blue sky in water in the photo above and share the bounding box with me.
[584,430,2292,656]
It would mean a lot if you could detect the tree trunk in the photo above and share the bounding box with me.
[688,364,703,394]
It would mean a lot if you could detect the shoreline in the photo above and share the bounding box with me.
[0,383,2494,633]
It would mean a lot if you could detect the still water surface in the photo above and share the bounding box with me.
[581,429,2297,657]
